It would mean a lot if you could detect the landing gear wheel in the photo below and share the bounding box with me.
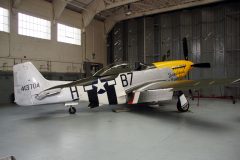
[69,106,76,114]
[177,99,190,112]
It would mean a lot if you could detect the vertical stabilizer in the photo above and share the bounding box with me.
[13,62,49,106]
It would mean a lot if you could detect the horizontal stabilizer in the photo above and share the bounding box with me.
[191,63,211,68]
[35,88,62,100]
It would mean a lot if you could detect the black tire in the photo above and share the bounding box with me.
[177,99,189,112]
[69,107,76,114]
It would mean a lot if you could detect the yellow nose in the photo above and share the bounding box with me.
[153,60,194,79]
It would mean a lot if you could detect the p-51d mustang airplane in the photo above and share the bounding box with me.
[13,60,240,114]
[13,39,240,114]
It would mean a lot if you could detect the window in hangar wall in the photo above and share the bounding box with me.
[0,7,9,33]
[18,13,51,40]
[57,23,81,45]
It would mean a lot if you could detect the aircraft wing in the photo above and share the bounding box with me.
[128,78,240,93]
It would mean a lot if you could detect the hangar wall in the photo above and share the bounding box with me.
[108,1,240,98]
[0,0,106,73]
[0,0,106,104]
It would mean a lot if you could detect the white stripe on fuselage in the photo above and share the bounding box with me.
[77,86,89,102]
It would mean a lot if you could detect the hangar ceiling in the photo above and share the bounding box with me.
[99,0,223,19]
[42,0,224,32]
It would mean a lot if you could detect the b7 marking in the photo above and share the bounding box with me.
[120,72,133,87]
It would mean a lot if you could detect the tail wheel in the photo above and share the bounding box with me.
[69,106,76,114]
[177,99,189,112]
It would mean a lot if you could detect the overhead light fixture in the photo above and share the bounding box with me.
[125,11,132,16]
[125,4,132,16]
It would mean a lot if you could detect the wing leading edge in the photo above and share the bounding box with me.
[130,78,240,93]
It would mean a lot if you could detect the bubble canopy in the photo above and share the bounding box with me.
[93,62,153,77]
[93,62,132,77]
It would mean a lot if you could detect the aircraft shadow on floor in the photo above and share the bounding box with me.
[127,104,232,133]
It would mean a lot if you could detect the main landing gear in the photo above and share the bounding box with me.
[177,91,190,112]
[88,102,99,108]
[69,106,76,114]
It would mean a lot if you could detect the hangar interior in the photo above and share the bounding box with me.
[0,0,240,160]
[107,2,240,97]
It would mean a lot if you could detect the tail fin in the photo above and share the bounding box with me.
[13,62,49,106]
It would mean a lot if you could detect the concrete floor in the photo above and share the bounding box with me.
[0,99,240,160]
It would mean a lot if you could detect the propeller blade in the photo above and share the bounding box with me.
[191,63,211,68]
[182,37,188,60]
